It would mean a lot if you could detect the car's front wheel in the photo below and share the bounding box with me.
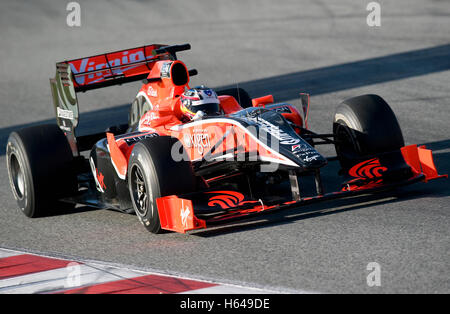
[333,94,405,169]
[127,136,196,233]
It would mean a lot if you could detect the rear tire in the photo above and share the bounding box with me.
[128,136,196,234]
[333,94,404,169]
[6,124,77,217]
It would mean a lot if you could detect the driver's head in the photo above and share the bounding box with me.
[180,86,220,120]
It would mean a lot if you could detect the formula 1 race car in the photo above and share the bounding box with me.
[6,44,447,234]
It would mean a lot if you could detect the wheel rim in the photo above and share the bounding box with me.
[130,164,148,216]
[9,153,25,200]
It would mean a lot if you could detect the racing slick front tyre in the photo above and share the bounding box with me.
[6,124,77,218]
[333,94,405,169]
[127,136,196,234]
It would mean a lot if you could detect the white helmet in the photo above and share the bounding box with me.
[180,86,220,120]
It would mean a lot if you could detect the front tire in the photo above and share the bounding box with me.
[333,94,404,169]
[128,136,196,234]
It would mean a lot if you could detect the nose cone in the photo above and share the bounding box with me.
[285,142,328,169]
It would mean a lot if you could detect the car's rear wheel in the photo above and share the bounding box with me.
[127,136,196,233]
[333,94,404,169]
[6,124,77,217]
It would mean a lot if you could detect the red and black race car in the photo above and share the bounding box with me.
[6,44,447,233]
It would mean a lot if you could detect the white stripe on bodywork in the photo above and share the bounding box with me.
[170,118,299,167]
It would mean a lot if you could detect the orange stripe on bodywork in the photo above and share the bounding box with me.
[106,132,128,179]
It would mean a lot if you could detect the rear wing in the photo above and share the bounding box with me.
[63,44,170,93]
[49,43,191,155]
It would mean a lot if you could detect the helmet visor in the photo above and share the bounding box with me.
[189,102,221,115]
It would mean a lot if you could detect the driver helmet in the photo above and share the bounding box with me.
[180,86,221,120]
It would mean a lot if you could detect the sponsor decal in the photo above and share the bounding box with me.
[291,144,311,152]
[138,111,158,131]
[89,157,105,193]
[146,85,157,97]
[272,106,292,113]
[183,129,211,154]
[59,125,72,132]
[206,191,261,210]
[96,169,106,191]
[349,158,387,179]
[304,155,320,162]
[69,48,151,85]
[207,191,246,209]
[291,143,322,162]
[291,143,321,160]
[160,62,172,78]
[57,107,74,120]
[123,133,159,146]
[169,117,300,168]
[180,206,190,228]
[246,117,300,145]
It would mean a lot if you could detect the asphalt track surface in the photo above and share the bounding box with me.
[0,0,449,293]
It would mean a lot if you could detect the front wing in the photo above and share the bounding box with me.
[156,144,447,233]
